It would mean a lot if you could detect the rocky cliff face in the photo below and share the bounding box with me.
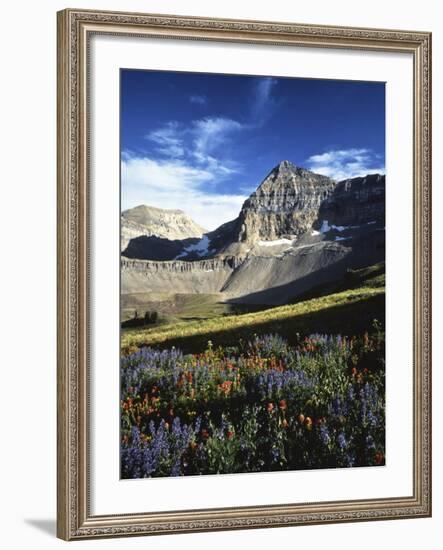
[315,173,385,228]
[121,255,244,274]
[121,256,244,295]
[121,204,205,251]
[233,161,336,243]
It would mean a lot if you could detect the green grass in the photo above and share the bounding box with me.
[122,285,385,354]
[121,263,386,354]
[121,292,270,323]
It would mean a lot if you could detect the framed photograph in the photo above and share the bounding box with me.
[57,8,432,540]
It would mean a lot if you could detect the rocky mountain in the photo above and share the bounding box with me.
[121,205,205,251]
[234,161,336,241]
[121,161,385,305]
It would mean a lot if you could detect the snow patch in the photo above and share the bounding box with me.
[335,236,351,242]
[175,235,211,259]
[257,238,294,247]
[320,220,347,233]
[318,219,380,233]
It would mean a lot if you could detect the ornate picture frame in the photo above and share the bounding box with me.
[57,8,431,540]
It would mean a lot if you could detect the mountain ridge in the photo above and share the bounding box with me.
[121,161,385,305]
[121,204,206,251]
[122,161,385,261]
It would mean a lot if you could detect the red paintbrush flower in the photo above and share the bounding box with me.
[375,451,384,465]
[278,399,287,411]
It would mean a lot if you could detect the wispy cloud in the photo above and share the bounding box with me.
[191,116,243,169]
[189,94,208,105]
[145,122,184,158]
[250,77,279,125]
[306,148,385,180]
[144,116,243,177]
[124,79,280,228]
[121,153,246,230]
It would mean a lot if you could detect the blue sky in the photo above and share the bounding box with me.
[121,69,385,230]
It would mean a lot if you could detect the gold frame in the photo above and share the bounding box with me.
[57,8,432,540]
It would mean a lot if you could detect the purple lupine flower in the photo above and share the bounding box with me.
[271,447,280,462]
[345,451,356,467]
[319,424,331,446]
[337,432,347,450]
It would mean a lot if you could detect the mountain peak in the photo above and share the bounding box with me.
[233,161,337,244]
[272,160,301,174]
[265,160,333,183]
[276,159,297,169]
[121,204,206,252]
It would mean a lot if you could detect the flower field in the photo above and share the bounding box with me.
[121,327,385,478]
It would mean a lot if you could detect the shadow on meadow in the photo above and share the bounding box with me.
[123,291,385,355]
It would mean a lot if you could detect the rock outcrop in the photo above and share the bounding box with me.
[315,173,385,228]
[233,161,336,243]
[121,256,244,295]
[121,204,205,251]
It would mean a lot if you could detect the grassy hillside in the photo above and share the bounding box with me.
[122,286,384,354]
[121,292,271,323]
[121,262,385,354]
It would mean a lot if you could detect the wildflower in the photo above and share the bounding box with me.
[337,432,347,449]
[227,430,235,439]
[267,402,274,413]
[278,399,287,411]
[281,419,289,429]
[298,413,305,424]
[271,447,280,462]
[375,451,384,465]
[131,425,140,444]
[319,424,330,445]
[346,452,356,467]
[304,417,313,430]
[219,380,233,396]
[201,429,209,440]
